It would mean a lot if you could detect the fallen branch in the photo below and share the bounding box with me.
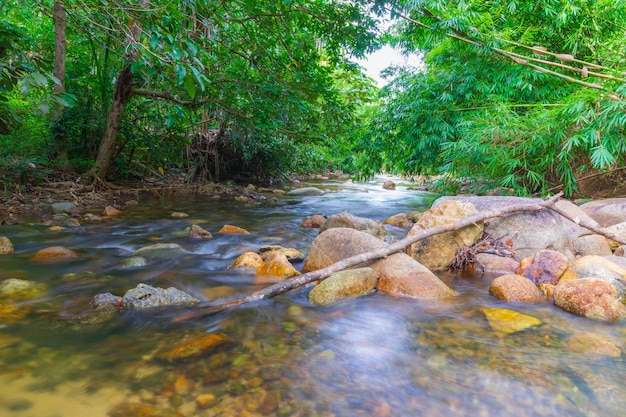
[173,192,566,321]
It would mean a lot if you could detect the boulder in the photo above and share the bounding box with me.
[433,196,598,261]
[559,255,626,299]
[0,236,14,254]
[308,267,379,306]
[255,251,300,279]
[122,283,199,309]
[319,211,387,240]
[407,200,483,271]
[579,198,626,226]
[574,234,612,256]
[553,278,626,321]
[474,253,519,275]
[303,228,454,300]
[515,249,569,285]
[301,214,327,228]
[303,227,386,272]
[488,274,545,303]
[383,213,412,228]
[374,253,456,300]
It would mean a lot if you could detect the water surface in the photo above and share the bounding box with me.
[0,177,624,417]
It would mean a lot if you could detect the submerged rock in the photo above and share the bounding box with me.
[481,308,542,334]
[0,278,46,300]
[155,333,233,362]
[0,236,14,254]
[319,211,387,240]
[287,187,324,196]
[566,332,622,357]
[407,200,483,271]
[308,267,379,306]
[122,283,199,309]
[119,256,148,268]
[32,246,80,261]
[133,243,184,258]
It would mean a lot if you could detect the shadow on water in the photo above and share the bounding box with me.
[0,176,624,416]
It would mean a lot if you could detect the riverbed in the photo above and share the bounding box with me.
[0,177,624,417]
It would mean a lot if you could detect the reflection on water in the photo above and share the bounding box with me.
[0,177,624,417]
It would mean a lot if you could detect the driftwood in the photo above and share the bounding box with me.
[174,193,584,321]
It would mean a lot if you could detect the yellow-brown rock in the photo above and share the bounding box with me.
[489,274,545,303]
[516,249,569,285]
[218,224,250,234]
[407,200,483,271]
[481,308,542,334]
[229,252,264,270]
[171,211,189,218]
[382,180,396,190]
[32,246,79,261]
[256,251,300,279]
[156,333,233,362]
[566,332,622,357]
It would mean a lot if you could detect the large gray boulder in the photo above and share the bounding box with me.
[319,211,387,240]
[433,196,598,261]
[579,198,626,226]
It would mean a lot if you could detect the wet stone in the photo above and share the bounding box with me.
[122,283,199,309]
[155,333,233,362]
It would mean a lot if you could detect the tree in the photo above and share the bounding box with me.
[357,0,626,195]
[72,0,381,180]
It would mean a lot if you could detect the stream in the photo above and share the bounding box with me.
[0,176,624,417]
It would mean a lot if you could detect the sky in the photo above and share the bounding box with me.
[356,45,422,87]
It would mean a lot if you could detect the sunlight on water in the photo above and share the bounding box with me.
[0,177,624,417]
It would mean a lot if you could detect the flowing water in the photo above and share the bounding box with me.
[0,177,624,417]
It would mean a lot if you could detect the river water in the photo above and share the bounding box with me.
[0,177,624,417]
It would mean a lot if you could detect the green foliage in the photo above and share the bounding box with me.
[357,0,626,196]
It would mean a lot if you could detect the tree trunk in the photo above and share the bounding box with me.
[52,1,69,163]
[89,64,134,179]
